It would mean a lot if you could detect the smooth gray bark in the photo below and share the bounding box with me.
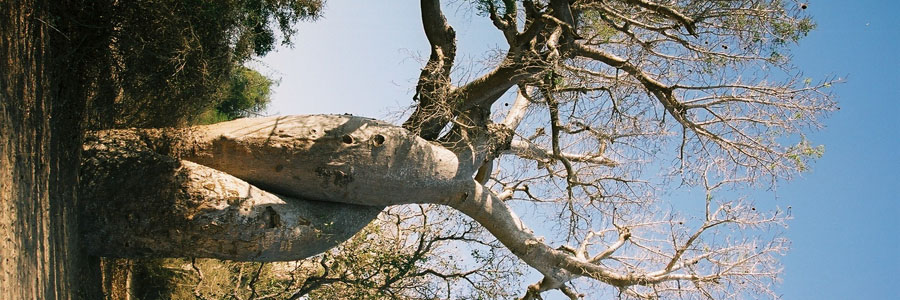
[181,115,477,207]
[80,124,382,261]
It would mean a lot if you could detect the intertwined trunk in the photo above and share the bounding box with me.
[80,127,382,261]
[77,115,659,290]
[79,115,473,261]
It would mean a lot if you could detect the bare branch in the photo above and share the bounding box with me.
[618,0,698,35]
[502,87,533,130]
[403,0,458,140]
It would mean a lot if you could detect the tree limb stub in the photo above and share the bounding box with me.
[404,0,458,140]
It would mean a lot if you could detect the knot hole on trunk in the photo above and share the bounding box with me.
[264,206,281,228]
[372,134,385,147]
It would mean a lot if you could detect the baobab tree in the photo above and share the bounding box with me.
[79,0,836,298]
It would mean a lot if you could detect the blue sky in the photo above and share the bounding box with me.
[257,1,899,298]
[773,1,899,298]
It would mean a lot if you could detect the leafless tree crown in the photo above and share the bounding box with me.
[401,0,836,298]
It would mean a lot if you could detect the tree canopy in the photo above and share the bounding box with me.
[77,0,321,129]
[393,0,837,298]
[196,66,276,125]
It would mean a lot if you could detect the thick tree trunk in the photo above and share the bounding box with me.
[182,115,479,206]
[1,1,99,298]
[80,130,383,261]
[91,115,481,207]
[78,115,481,261]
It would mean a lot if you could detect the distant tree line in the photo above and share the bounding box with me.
[79,0,319,129]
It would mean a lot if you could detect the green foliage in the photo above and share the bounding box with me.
[470,0,501,16]
[233,0,324,58]
[196,67,275,125]
[786,139,826,172]
[579,10,620,44]
[80,0,321,129]
[771,17,816,45]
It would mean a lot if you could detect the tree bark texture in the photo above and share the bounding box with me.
[181,115,478,207]
[80,128,383,261]
[1,1,99,298]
